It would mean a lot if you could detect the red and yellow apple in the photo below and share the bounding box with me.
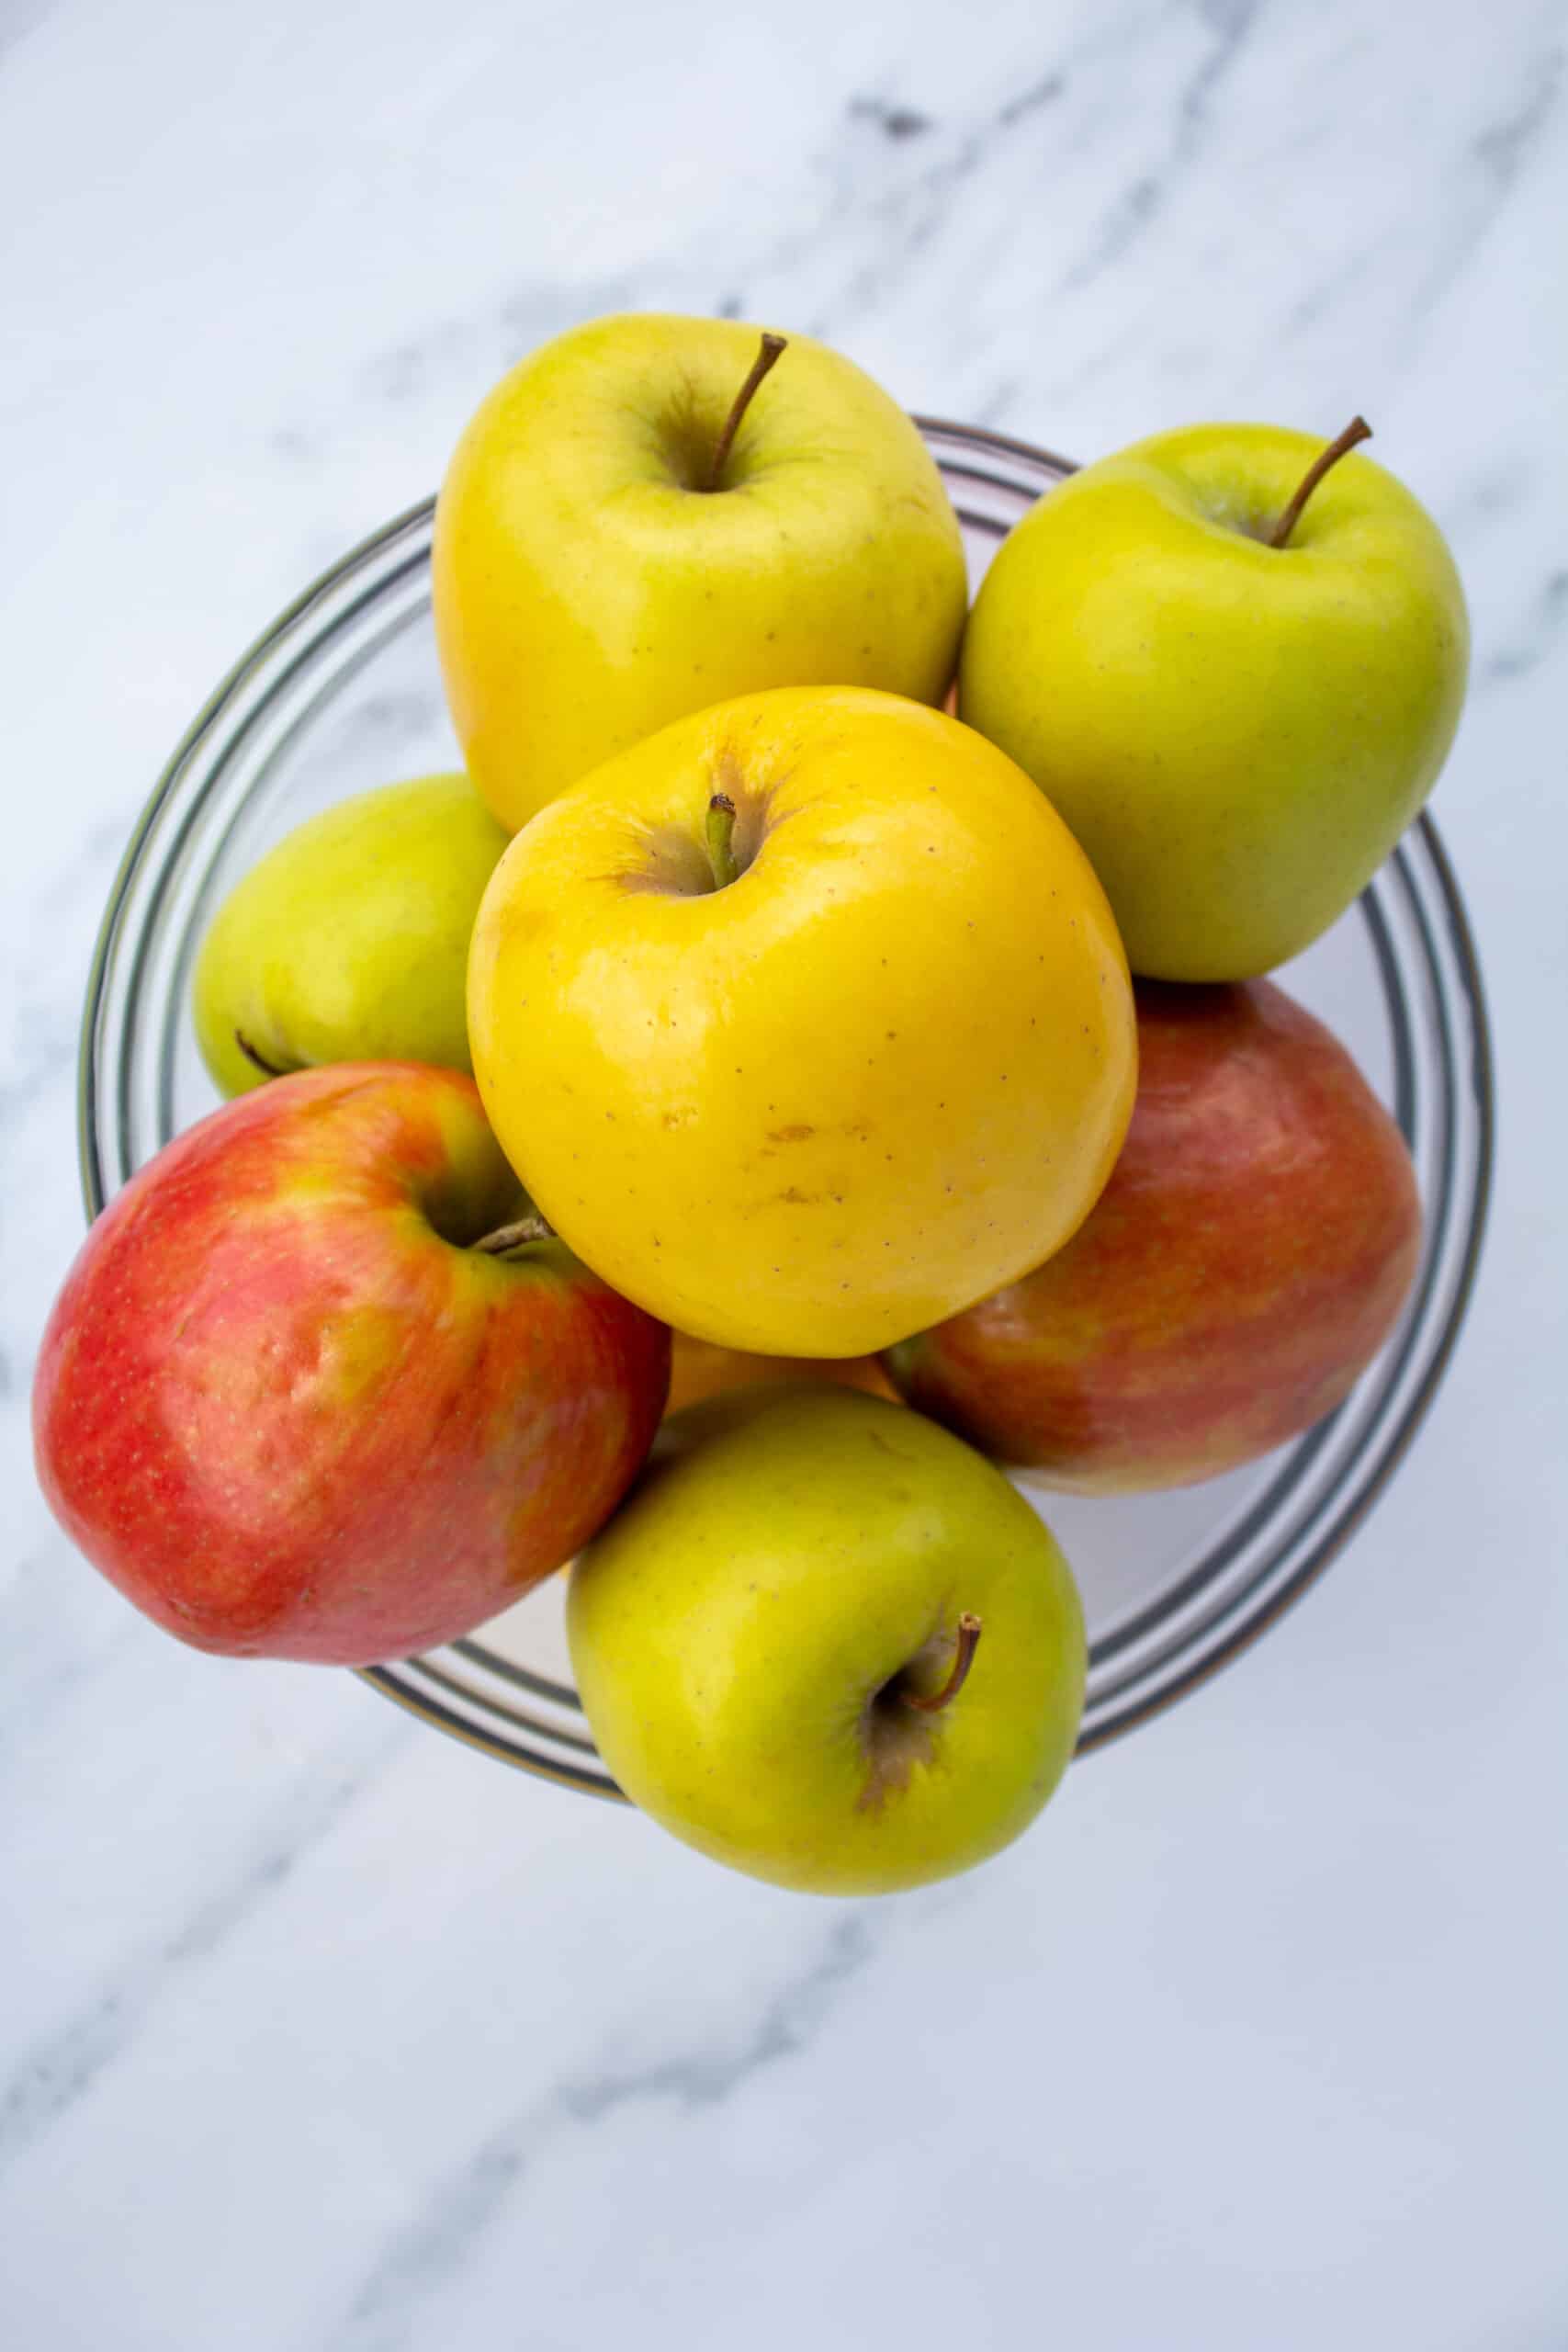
[883,979,1421,1492]
[666,1331,897,1417]
[33,1064,670,1663]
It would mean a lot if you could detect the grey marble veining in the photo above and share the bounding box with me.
[0,1711,412,2175]
[338,1912,878,2348]
[2,2,1566,2346]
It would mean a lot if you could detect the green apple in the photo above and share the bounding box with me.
[567,1387,1087,1894]
[433,313,970,830]
[193,773,507,1095]
[959,419,1469,979]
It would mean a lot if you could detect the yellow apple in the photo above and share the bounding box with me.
[567,1387,1087,1894]
[467,685,1136,1357]
[433,313,968,830]
[959,420,1469,979]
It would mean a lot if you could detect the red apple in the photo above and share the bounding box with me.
[33,1064,671,1662]
[882,980,1421,1493]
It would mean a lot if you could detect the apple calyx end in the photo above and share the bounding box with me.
[234,1029,288,1080]
[1267,415,1373,550]
[704,331,788,493]
[900,1611,983,1714]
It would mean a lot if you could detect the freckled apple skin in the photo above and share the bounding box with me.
[883,980,1421,1494]
[32,1065,670,1663]
[468,685,1136,1359]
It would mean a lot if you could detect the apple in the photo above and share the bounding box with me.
[959,418,1469,978]
[33,1065,670,1663]
[883,978,1422,1492]
[468,684,1136,1358]
[666,1330,897,1416]
[567,1387,1087,1894]
[193,773,507,1096]
[433,313,969,830]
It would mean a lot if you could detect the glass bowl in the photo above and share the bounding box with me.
[78,421,1494,1795]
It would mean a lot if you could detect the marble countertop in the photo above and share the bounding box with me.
[4,2,1565,2344]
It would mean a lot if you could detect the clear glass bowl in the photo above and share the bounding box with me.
[78,421,1495,1795]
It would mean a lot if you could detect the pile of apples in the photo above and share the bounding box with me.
[33,316,1468,1895]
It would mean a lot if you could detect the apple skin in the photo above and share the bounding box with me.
[33,1065,670,1664]
[567,1387,1087,1895]
[433,312,969,829]
[193,774,507,1098]
[666,1332,897,1417]
[468,684,1135,1359]
[883,979,1422,1493]
[959,423,1469,979]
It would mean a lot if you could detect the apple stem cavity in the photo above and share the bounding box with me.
[704,331,787,492]
[705,791,740,890]
[234,1029,287,1080]
[471,1211,555,1256]
[900,1611,983,1714]
[1268,415,1372,549]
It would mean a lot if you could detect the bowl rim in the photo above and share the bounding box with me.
[76,421,1496,1789]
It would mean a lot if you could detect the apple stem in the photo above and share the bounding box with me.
[705,331,787,492]
[234,1029,287,1080]
[705,791,740,890]
[1268,415,1372,549]
[901,1612,983,1713]
[471,1211,555,1255]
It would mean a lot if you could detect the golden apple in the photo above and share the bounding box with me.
[433,313,967,830]
[468,686,1135,1357]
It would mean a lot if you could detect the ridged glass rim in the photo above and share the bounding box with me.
[76,419,1495,1797]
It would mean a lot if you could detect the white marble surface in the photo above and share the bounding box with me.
[4,1,1566,2343]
